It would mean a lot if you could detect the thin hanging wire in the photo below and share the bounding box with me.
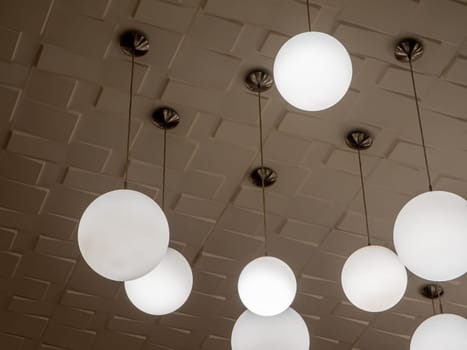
[123,53,135,189]
[306,0,312,31]
[436,284,444,314]
[257,89,268,256]
[356,149,371,246]
[408,56,433,191]
[162,127,167,211]
[431,293,437,315]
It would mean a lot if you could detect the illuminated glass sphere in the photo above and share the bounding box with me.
[238,256,296,316]
[411,314,467,350]
[341,245,407,312]
[124,248,193,315]
[78,189,169,281]
[231,308,309,350]
[394,191,467,282]
[273,31,352,111]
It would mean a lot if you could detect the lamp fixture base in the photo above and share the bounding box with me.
[420,284,444,299]
[250,167,277,187]
[394,38,423,62]
[152,107,180,130]
[245,70,273,93]
[345,130,373,150]
[120,30,149,57]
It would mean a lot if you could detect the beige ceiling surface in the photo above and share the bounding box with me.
[0,0,467,349]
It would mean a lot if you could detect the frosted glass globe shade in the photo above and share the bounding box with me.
[411,314,467,350]
[231,308,309,350]
[124,248,193,315]
[78,189,169,281]
[394,191,467,282]
[341,245,407,312]
[273,31,352,111]
[238,256,296,316]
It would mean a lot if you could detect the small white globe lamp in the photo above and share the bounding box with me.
[411,313,467,350]
[231,308,310,350]
[124,248,193,315]
[341,245,407,312]
[78,189,169,281]
[394,191,467,282]
[238,256,297,316]
[273,31,352,111]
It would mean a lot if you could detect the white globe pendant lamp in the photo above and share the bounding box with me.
[273,0,352,111]
[77,31,170,282]
[342,245,407,312]
[393,38,467,282]
[231,308,310,350]
[237,71,297,317]
[78,189,169,281]
[238,256,297,316]
[125,248,193,315]
[394,191,467,281]
[411,313,467,350]
[341,131,407,312]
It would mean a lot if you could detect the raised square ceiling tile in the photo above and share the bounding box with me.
[332,301,375,324]
[67,142,110,173]
[0,311,48,338]
[0,27,21,60]
[44,2,114,59]
[42,324,96,350]
[279,219,329,246]
[0,0,53,34]
[263,131,311,165]
[0,152,43,184]
[217,205,262,236]
[44,188,96,219]
[407,0,467,44]
[35,236,80,260]
[0,333,24,350]
[171,44,241,89]
[63,168,120,194]
[312,315,367,344]
[135,0,196,33]
[259,32,288,58]
[0,252,21,278]
[25,69,77,108]
[337,210,392,243]
[354,328,409,350]
[445,56,467,86]
[339,0,417,35]
[301,166,360,204]
[422,81,467,119]
[0,179,47,214]
[174,194,224,220]
[287,195,345,227]
[233,186,289,216]
[203,229,263,261]
[13,99,79,143]
[320,229,367,257]
[302,251,346,282]
[189,14,243,53]
[372,312,417,338]
[378,66,436,98]
[15,253,75,285]
[214,120,257,149]
[204,0,318,35]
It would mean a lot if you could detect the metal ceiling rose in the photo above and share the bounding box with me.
[394,38,424,62]
[120,30,149,57]
[420,284,444,299]
[345,129,373,150]
[245,69,274,93]
[250,166,277,187]
[152,107,180,130]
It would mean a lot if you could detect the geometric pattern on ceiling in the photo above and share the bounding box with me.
[0,0,467,349]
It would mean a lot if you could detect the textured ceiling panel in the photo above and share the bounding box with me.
[0,0,466,349]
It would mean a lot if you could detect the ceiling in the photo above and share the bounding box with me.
[0,0,467,349]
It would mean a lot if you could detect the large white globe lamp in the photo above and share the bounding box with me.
[238,256,297,316]
[394,191,467,282]
[231,308,309,350]
[411,313,467,350]
[341,245,407,312]
[273,31,352,111]
[78,189,169,281]
[124,248,193,315]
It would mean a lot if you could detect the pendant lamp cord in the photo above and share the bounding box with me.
[162,127,167,211]
[436,284,444,314]
[408,57,432,191]
[306,0,312,31]
[357,149,371,246]
[257,90,268,256]
[124,53,135,190]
